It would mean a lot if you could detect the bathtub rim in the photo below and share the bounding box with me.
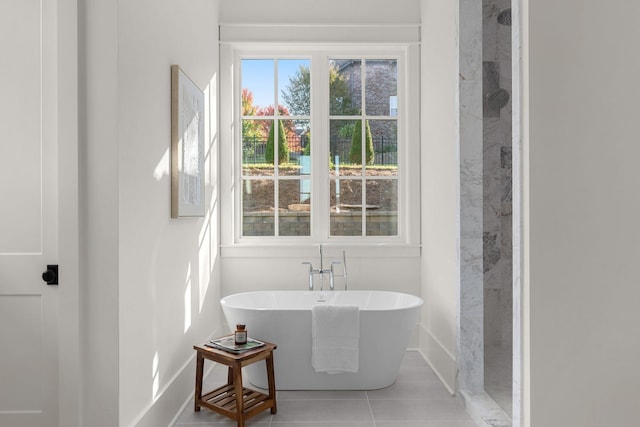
[220,289,424,312]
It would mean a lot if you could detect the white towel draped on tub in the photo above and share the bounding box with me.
[311,305,360,374]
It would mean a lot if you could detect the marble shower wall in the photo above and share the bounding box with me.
[457,0,484,394]
[483,0,513,365]
[460,1,516,424]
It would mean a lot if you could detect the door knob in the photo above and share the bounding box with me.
[42,265,58,285]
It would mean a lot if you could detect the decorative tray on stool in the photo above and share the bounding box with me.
[205,336,265,354]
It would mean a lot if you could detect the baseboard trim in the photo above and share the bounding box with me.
[168,362,216,427]
[132,329,221,427]
[131,352,195,427]
[417,323,457,395]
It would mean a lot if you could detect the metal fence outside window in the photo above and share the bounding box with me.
[242,136,398,166]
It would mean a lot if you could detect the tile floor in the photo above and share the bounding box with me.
[175,351,476,426]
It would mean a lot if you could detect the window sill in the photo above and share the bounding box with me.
[220,243,420,259]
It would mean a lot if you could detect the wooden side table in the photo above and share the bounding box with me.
[193,339,277,427]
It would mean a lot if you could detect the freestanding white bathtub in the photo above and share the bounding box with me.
[220,290,423,390]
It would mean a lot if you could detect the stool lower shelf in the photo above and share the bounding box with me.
[198,384,274,419]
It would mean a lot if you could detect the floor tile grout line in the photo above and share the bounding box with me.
[365,390,378,426]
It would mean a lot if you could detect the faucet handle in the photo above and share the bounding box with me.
[329,261,341,291]
[302,261,314,290]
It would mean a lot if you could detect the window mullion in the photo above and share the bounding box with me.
[311,52,328,241]
[361,58,367,237]
[273,59,280,236]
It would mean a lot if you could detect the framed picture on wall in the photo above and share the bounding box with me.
[171,64,205,218]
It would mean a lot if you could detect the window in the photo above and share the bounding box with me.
[328,59,398,237]
[241,58,312,237]
[220,44,419,247]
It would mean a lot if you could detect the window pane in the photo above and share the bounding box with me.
[365,179,397,236]
[262,119,290,167]
[280,119,310,174]
[329,59,361,116]
[329,119,359,177]
[242,179,274,236]
[366,119,397,176]
[279,59,311,117]
[242,59,274,113]
[279,179,311,236]
[242,118,272,175]
[349,119,374,167]
[330,179,362,236]
[365,59,398,116]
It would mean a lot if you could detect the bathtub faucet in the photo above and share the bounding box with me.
[302,244,341,291]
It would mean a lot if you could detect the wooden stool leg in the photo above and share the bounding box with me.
[194,352,204,412]
[266,352,277,414]
[227,366,234,385]
[232,361,245,427]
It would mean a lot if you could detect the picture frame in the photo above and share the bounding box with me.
[171,64,205,218]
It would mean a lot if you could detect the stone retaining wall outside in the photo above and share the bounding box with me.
[243,211,397,236]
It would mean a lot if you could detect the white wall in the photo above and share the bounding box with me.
[222,251,420,295]
[117,1,220,426]
[79,0,120,425]
[524,1,640,425]
[58,1,82,425]
[220,0,421,25]
[80,1,220,426]
[419,0,460,392]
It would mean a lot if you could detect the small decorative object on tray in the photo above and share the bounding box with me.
[205,335,265,353]
[234,324,247,345]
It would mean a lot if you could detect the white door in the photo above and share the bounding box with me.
[0,1,62,426]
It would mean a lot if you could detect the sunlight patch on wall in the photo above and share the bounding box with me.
[153,148,170,181]
[152,351,160,400]
[198,212,211,313]
[184,264,192,333]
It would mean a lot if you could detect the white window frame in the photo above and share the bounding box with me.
[220,41,420,257]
